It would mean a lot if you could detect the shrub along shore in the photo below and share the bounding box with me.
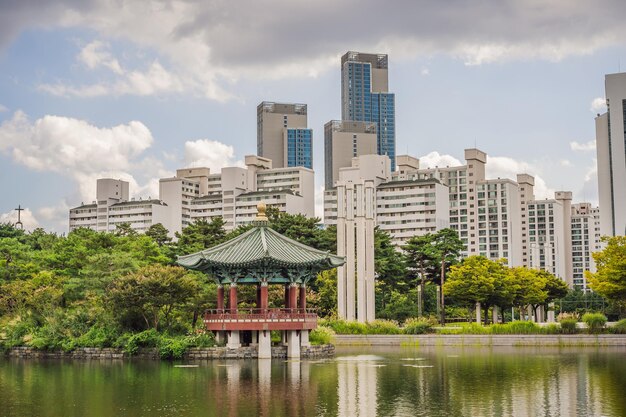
[318,317,626,337]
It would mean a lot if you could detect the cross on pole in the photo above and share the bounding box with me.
[15,205,24,229]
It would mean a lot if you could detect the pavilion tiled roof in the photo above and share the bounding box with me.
[177,221,344,271]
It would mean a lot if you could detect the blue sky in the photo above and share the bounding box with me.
[0,1,624,232]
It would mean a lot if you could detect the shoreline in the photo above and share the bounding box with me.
[5,334,626,361]
[3,344,335,360]
[333,334,626,347]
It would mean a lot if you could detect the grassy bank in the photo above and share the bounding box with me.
[319,317,626,336]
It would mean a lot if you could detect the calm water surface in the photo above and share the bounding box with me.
[1,346,625,417]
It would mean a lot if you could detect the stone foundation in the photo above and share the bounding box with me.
[4,344,335,360]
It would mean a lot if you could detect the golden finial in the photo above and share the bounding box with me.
[256,202,268,221]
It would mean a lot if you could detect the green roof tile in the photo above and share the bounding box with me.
[176,222,344,278]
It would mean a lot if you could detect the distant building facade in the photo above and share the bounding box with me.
[341,51,396,171]
[257,101,312,169]
[70,156,315,237]
[570,203,601,290]
[324,154,450,247]
[69,178,169,234]
[596,72,626,237]
[324,120,377,189]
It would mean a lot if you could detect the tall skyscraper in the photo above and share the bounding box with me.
[257,101,312,169]
[596,72,626,237]
[341,51,396,171]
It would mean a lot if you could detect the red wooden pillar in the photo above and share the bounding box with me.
[284,284,290,308]
[289,283,298,312]
[256,285,261,309]
[299,284,306,311]
[217,285,224,310]
[260,282,269,310]
[229,283,238,313]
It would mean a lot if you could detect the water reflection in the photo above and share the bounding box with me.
[1,347,625,417]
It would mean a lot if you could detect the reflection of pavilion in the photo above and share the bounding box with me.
[177,203,344,358]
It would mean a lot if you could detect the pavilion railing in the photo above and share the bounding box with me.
[204,308,317,322]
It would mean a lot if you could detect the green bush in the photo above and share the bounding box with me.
[0,317,36,349]
[582,312,607,333]
[609,318,626,334]
[490,321,540,334]
[318,319,401,335]
[366,320,401,334]
[185,331,216,348]
[73,325,119,348]
[321,319,367,334]
[28,313,74,351]
[123,329,160,355]
[158,336,190,360]
[403,317,435,334]
[558,313,579,334]
[541,324,561,334]
[270,330,281,344]
[309,327,335,345]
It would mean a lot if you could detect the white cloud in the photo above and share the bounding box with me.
[570,140,596,152]
[36,201,70,232]
[420,68,430,76]
[184,139,242,170]
[0,104,8,112]
[559,159,572,167]
[584,160,598,183]
[0,111,154,202]
[0,207,40,231]
[590,97,607,113]
[78,40,122,74]
[486,156,555,200]
[418,151,462,168]
[3,1,624,99]
[40,41,185,98]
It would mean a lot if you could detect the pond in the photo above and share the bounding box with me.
[1,346,625,417]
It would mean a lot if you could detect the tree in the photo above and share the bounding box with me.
[145,223,172,246]
[431,228,464,323]
[311,269,337,318]
[510,267,548,320]
[107,265,198,330]
[115,222,137,237]
[404,233,439,316]
[0,222,27,240]
[374,228,407,311]
[444,256,497,322]
[175,218,227,254]
[268,209,333,251]
[587,236,626,304]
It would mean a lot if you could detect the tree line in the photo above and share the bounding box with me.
[1,213,624,353]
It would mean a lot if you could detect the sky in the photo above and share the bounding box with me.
[1,0,625,232]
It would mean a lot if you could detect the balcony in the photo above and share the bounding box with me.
[204,308,317,331]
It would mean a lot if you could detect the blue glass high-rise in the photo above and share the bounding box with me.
[286,128,313,169]
[341,52,396,171]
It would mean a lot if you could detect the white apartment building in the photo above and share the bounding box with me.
[324,154,450,246]
[525,192,573,285]
[403,150,523,266]
[571,203,601,290]
[323,148,578,273]
[71,156,315,236]
[161,155,314,234]
[69,178,169,234]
